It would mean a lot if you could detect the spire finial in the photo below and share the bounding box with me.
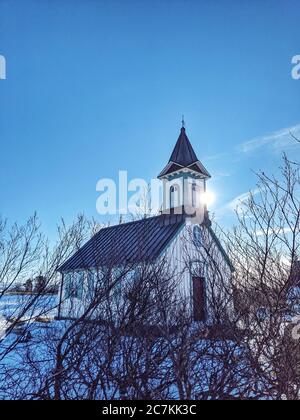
[181,115,185,129]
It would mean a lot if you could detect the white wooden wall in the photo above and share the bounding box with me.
[58,222,233,322]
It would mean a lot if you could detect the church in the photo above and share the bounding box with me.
[57,125,234,322]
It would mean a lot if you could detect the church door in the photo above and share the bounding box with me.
[192,276,207,321]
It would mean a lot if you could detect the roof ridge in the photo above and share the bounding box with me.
[58,214,184,272]
[94,215,162,235]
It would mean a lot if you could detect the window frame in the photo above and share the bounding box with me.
[192,276,207,322]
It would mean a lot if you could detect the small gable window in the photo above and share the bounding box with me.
[193,225,203,247]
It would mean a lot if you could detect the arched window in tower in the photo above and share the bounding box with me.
[192,181,197,208]
[170,185,179,208]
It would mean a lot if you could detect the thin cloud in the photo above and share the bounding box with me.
[202,123,300,170]
[213,171,232,179]
[203,152,230,162]
[256,227,293,237]
[216,188,260,216]
[238,123,300,154]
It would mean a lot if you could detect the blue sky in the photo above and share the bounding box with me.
[0,0,300,237]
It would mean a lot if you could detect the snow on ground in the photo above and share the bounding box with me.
[0,294,58,321]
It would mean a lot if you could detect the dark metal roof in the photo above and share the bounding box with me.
[158,128,211,178]
[58,215,184,272]
[169,127,198,166]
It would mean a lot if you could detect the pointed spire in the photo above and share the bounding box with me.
[181,115,185,129]
[169,126,198,167]
[158,124,211,179]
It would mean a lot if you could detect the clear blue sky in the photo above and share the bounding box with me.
[0,0,300,237]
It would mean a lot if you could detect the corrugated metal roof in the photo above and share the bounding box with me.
[58,215,184,272]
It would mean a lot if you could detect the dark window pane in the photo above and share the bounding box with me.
[192,276,207,321]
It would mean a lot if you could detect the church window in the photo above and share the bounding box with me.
[192,181,197,207]
[170,184,180,208]
[193,225,203,247]
[192,276,207,322]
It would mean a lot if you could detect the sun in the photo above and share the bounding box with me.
[203,190,216,206]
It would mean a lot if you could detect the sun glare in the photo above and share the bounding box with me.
[203,190,216,207]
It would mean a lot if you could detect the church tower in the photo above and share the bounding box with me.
[158,122,211,224]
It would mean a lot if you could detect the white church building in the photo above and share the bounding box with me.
[57,125,234,323]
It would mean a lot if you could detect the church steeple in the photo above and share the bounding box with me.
[168,126,199,167]
[158,123,211,222]
[158,125,210,179]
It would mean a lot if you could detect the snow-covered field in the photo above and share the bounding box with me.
[0,294,58,321]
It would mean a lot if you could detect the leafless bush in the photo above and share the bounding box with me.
[0,214,93,398]
[1,138,300,400]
